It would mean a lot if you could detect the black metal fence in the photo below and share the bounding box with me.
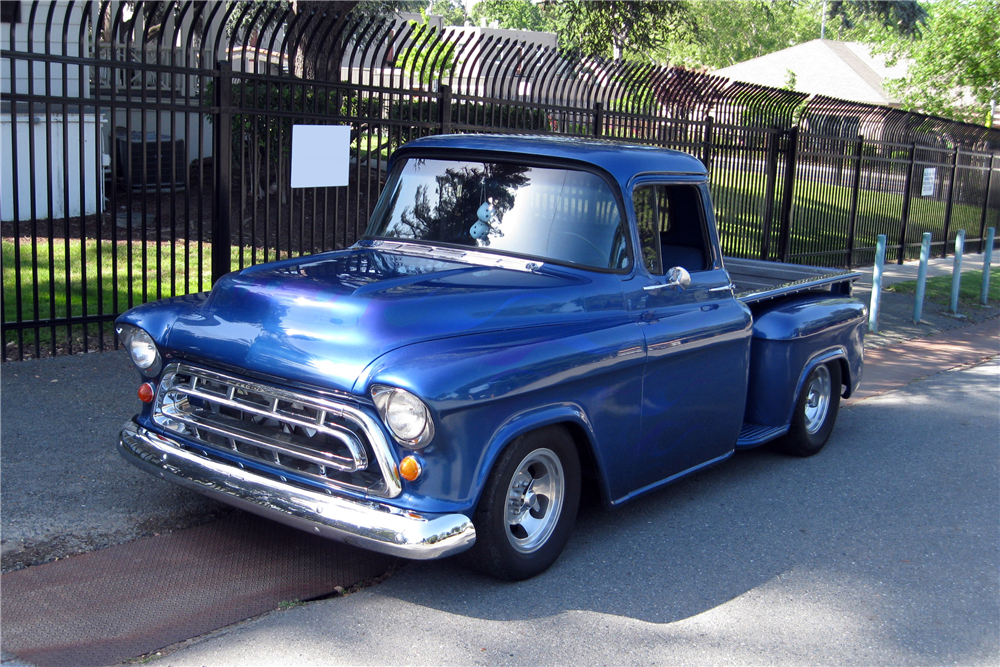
[3,1,999,360]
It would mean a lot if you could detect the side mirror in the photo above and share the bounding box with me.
[665,266,691,290]
[642,266,692,292]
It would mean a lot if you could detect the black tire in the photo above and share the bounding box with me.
[775,361,842,457]
[461,425,581,581]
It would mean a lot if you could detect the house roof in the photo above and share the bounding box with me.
[713,39,907,106]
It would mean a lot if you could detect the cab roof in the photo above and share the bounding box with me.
[390,134,708,192]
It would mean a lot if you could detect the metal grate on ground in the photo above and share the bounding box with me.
[1,513,398,667]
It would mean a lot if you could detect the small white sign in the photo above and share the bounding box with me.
[921,167,936,197]
[290,125,350,188]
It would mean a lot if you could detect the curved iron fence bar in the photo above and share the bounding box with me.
[278,5,310,78]
[418,26,446,89]
[532,44,564,108]
[483,37,512,102]
[312,7,352,82]
[258,5,290,76]
[494,39,525,104]
[523,41,558,106]
[449,29,482,93]
[433,28,463,89]
[350,14,385,88]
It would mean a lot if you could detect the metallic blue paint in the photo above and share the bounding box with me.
[115,135,866,557]
[744,295,866,427]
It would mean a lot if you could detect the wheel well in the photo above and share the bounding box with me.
[556,421,604,503]
[834,357,851,397]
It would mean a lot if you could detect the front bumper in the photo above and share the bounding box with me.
[118,419,476,559]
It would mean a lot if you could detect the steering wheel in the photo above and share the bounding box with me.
[555,232,609,268]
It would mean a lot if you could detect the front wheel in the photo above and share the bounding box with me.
[462,426,580,581]
[775,361,842,457]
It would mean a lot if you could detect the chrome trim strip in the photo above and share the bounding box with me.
[155,363,402,497]
[367,240,543,273]
[166,412,362,472]
[169,384,368,468]
[119,420,476,560]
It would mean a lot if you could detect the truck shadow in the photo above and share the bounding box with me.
[377,368,998,629]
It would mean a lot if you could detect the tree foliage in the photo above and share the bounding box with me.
[869,0,999,124]
[427,0,469,26]
[470,0,550,31]
[828,0,928,38]
[654,1,820,69]
[546,0,695,61]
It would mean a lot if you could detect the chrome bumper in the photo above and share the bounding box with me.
[118,420,476,560]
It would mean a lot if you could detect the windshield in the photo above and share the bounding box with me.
[366,158,630,270]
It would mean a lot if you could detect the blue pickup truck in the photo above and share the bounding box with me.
[117,134,865,580]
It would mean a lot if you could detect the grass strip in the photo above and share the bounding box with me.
[886,269,999,307]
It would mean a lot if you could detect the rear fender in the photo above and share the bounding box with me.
[745,295,865,428]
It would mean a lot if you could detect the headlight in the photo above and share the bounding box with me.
[371,385,435,449]
[116,324,162,377]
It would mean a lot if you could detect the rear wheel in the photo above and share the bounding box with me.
[462,426,580,581]
[775,362,842,457]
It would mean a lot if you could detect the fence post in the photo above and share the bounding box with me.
[981,227,995,305]
[212,60,233,285]
[941,147,960,258]
[978,153,996,252]
[897,143,916,265]
[702,115,714,173]
[949,229,965,314]
[777,126,799,264]
[869,234,886,333]
[846,134,864,267]
[760,128,780,261]
[914,232,932,323]
[593,102,604,138]
[437,84,452,135]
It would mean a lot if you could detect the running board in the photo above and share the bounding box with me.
[736,422,788,448]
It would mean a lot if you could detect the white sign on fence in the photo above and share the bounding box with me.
[921,167,937,197]
[290,125,350,188]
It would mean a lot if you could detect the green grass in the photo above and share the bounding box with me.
[710,167,985,263]
[2,238,284,353]
[886,269,1000,307]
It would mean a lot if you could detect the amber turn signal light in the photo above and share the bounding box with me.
[399,455,422,482]
[138,382,156,403]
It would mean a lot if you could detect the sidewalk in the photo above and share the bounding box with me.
[850,251,999,349]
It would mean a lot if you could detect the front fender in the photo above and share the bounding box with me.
[354,320,646,514]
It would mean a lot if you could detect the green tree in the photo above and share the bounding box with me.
[869,0,999,125]
[470,0,551,31]
[654,0,821,69]
[428,0,468,26]
[547,0,695,61]
[828,0,928,38]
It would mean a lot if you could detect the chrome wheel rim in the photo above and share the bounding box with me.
[504,448,565,554]
[803,365,832,435]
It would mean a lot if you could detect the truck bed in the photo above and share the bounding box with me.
[724,257,863,304]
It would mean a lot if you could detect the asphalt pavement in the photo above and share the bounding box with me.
[1,251,997,665]
[142,357,1000,666]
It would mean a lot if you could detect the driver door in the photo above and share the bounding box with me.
[622,180,752,496]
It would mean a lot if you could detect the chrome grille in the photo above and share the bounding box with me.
[152,363,400,497]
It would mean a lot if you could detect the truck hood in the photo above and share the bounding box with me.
[150,247,620,394]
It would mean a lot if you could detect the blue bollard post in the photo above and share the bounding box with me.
[950,229,965,314]
[914,232,932,323]
[981,227,995,305]
[869,234,886,333]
